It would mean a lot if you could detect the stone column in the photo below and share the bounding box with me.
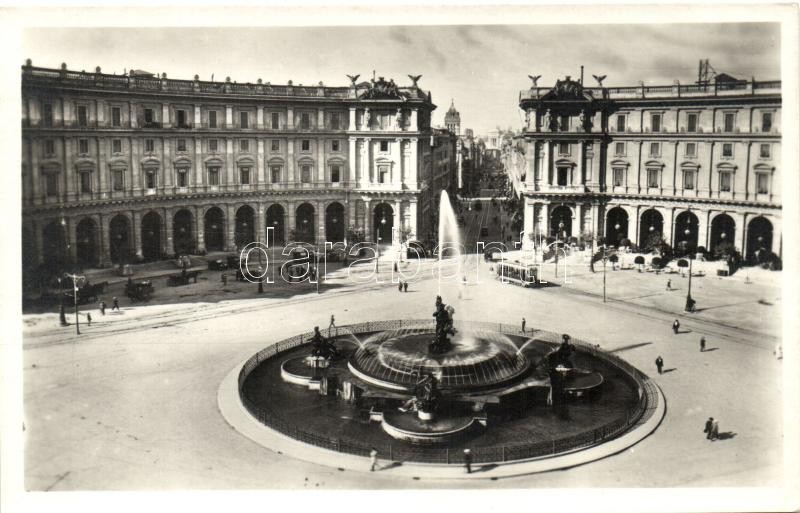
[133,211,143,259]
[392,139,402,185]
[317,137,326,183]
[225,105,233,128]
[257,107,264,130]
[409,109,418,131]
[577,142,585,186]
[542,140,551,185]
[129,101,137,129]
[257,139,265,188]
[63,139,75,201]
[770,215,782,256]
[731,211,746,254]
[162,104,170,128]
[196,206,206,253]
[97,138,108,198]
[225,138,234,191]
[394,200,403,234]
[194,104,201,126]
[523,199,535,238]
[348,137,357,184]
[364,199,372,242]
[408,139,418,188]
[164,207,175,256]
[706,141,715,197]
[347,200,356,232]
[256,203,265,243]
[99,213,112,267]
[131,138,140,195]
[317,201,326,245]
[286,107,294,129]
[629,206,640,246]
[317,108,325,131]
[589,140,601,189]
[287,140,295,183]
[65,217,77,264]
[225,204,236,251]
[697,209,710,251]
[349,108,356,131]
[287,201,296,240]
[195,138,203,187]
[664,208,675,247]
[408,201,418,240]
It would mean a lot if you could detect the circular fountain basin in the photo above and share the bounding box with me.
[348,329,530,393]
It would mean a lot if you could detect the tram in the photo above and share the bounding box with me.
[495,260,539,287]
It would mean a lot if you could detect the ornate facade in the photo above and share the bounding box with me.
[504,74,782,260]
[21,62,439,272]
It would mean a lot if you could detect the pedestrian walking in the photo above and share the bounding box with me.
[672,319,680,334]
[329,315,336,330]
[398,281,403,292]
[521,317,526,334]
[403,281,408,293]
[655,355,664,374]
[463,448,472,474]
[704,417,714,440]
[666,279,672,291]
[112,297,119,311]
[393,262,399,273]
[700,336,706,352]
[99,300,106,315]
[221,273,228,286]
[369,447,379,472]
[711,418,719,440]
[86,312,92,326]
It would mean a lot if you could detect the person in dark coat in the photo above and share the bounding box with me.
[666,279,672,291]
[700,336,706,352]
[112,297,119,311]
[672,319,680,334]
[655,356,664,374]
[521,317,526,334]
[86,312,92,326]
[403,281,408,293]
[99,300,106,315]
[704,417,714,440]
[463,448,472,474]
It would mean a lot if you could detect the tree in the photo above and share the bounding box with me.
[677,258,689,275]
[651,256,663,269]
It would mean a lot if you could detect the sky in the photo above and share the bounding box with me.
[22,23,780,136]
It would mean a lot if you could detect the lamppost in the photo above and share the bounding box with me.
[376,210,386,272]
[554,219,564,277]
[601,243,608,303]
[64,272,85,335]
[684,223,695,312]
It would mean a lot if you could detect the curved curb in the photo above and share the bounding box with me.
[218,357,667,480]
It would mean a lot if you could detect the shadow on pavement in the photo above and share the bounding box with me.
[608,341,653,353]
[716,431,737,440]
[662,368,678,373]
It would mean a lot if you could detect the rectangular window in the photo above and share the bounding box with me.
[559,115,569,131]
[271,112,280,129]
[45,173,58,197]
[177,168,188,187]
[80,171,91,193]
[687,113,698,133]
[145,170,156,189]
[112,139,122,154]
[301,165,311,183]
[300,113,310,129]
[112,169,124,191]
[43,103,53,127]
[331,165,340,183]
[208,167,220,186]
[208,110,217,128]
[556,167,569,186]
[686,142,697,157]
[614,142,625,156]
[683,170,695,190]
[301,140,310,152]
[176,110,185,127]
[177,139,186,152]
[271,165,281,183]
[271,139,280,152]
[651,113,662,132]
[756,173,769,194]
[144,108,154,124]
[723,112,735,132]
[77,105,88,127]
[759,144,771,159]
[240,111,249,129]
[240,166,251,185]
[330,113,340,130]
[719,171,732,192]
[616,114,626,132]
[44,139,55,157]
[240,139,249,152]
[112,107,121,127]
[613,168,624,187]
[378,165,389,184]
[558,143,570,155]
[79,139,89,155]
[209,139,218,152]
[722,143,733,157]
[647,168,659,188]
[145,139,154,153]
[650,142,660,157]
[761,112,773,132]
[331,140,340,152]
[380,140,389,152]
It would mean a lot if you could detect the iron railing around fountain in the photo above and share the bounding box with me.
[237,320,658,465]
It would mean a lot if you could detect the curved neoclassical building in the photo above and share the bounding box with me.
[21,62,442,273]
[504,73,782,261]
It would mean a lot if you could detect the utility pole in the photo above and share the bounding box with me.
[64,272,85,335]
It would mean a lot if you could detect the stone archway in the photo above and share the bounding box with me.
[109,214,132,264]
[76,218,99,268]
[42,220,67,270]
[204,207,225,252]
[746,216,773,262]
[326,202,345,243]
[141,211,162,261]
[639,209,664,249]
[266,204,285,246]
[295,203,316,244]
[235,205,256,249]
[549,205,572,240]
[173,209,195,255]
[373,202,394,245]
[605,207,629,246]
[709,214,736,259]
[674,210,699,256]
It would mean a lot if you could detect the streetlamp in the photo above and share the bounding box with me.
[554,219,564,277]
[684,224,695,312]
[601,243,608,302]
[376,210,387,272]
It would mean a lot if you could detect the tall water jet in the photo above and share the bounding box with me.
[437,190,463,297]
